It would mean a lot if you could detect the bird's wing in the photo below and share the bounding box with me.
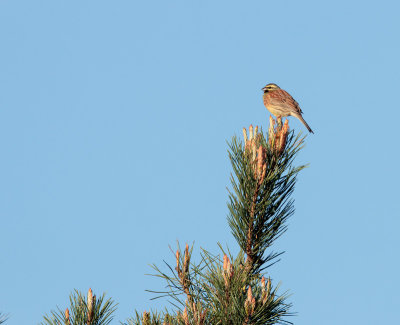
[270,89,303,114]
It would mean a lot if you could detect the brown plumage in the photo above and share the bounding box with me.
[262,83,314,134]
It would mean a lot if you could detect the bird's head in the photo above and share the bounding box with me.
[262,83,280,93]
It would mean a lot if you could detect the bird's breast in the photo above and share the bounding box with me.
[263,93,271,107]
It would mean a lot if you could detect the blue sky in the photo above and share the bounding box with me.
[1,1,399,324]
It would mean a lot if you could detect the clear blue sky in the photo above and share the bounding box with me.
[1,1,399,324]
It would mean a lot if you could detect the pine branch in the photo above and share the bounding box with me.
[41,289,117,325]
[228,118,306,274]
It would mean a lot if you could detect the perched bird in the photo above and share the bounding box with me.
[262,83,314,133]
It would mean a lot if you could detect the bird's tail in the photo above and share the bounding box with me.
[292,113,314,134]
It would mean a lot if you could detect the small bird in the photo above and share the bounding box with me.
[262,83,314,133]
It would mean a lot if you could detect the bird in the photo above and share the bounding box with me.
[262,83,314,133]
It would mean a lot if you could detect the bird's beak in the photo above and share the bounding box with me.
[262,87,266,91]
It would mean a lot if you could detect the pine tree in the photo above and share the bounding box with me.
[41,116,307,325]
[125,117,307,325]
